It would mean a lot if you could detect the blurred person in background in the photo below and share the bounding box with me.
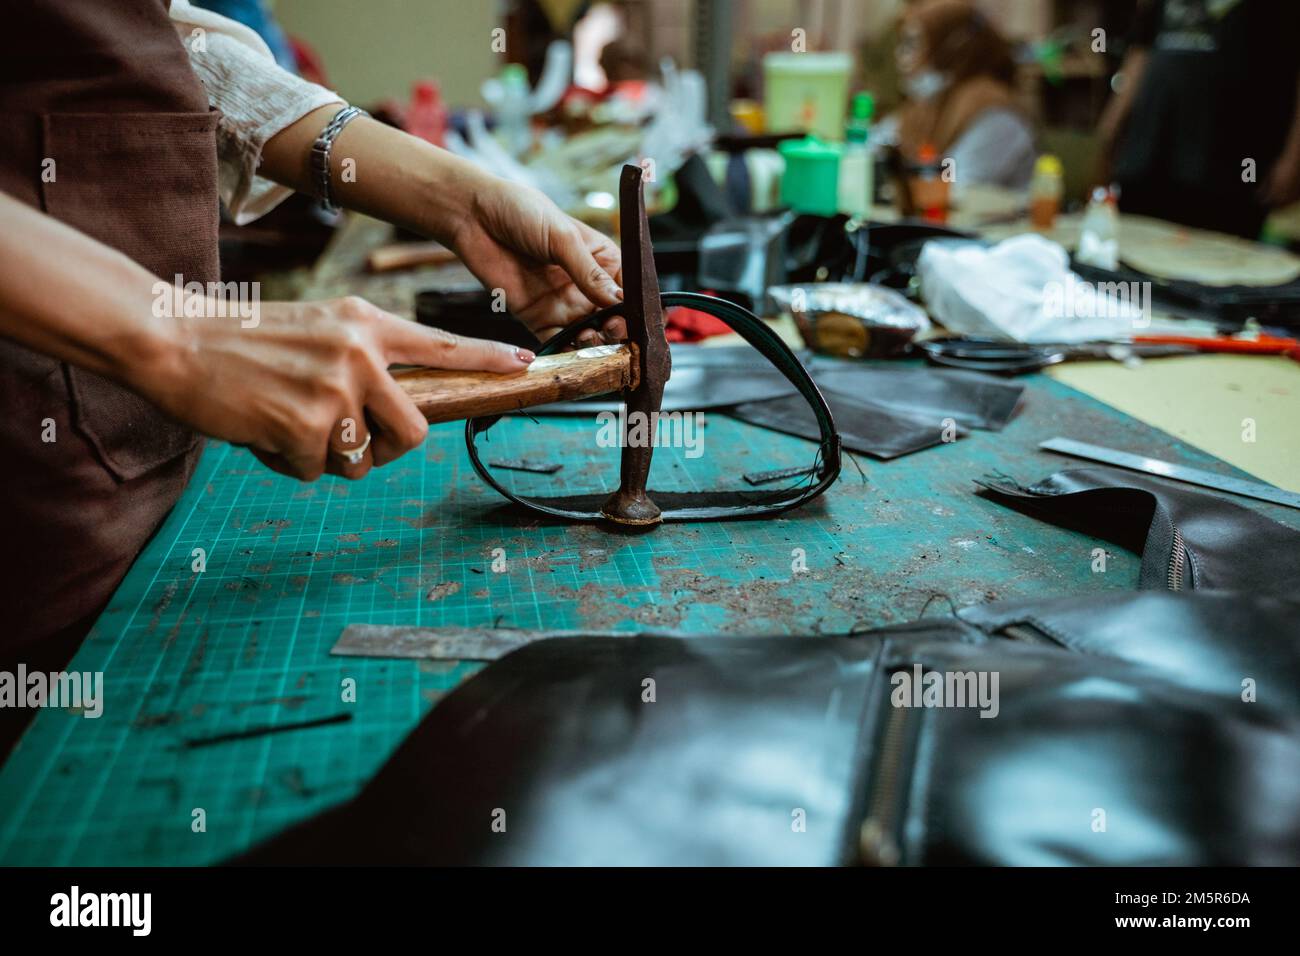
[878,0,1036,191]
[1098,0,1300,239]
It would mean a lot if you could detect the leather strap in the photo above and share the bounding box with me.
[466,292,842,522]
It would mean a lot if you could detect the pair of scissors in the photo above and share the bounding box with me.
[917,336,1194,375]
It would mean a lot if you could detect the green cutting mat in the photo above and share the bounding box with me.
[2,370,1295,865]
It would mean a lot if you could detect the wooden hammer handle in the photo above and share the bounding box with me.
[392,343,638,425]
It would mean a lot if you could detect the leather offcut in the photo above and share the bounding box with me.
[235,591,1300,866]
[978,466,1300,593]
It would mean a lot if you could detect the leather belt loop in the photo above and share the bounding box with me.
[465,293,842,522]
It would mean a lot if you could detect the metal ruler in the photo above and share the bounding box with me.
[333,625,685,661]
[1040,437,1300,511]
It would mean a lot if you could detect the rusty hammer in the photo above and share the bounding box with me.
[391,164,671,526]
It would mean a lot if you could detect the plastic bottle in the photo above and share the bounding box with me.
[1077,185,1120,270]
[911,142,949,223]
[838,92,875,219]
[1029,154,1064,229]
[405,80,448,147]
[495,63,533,157]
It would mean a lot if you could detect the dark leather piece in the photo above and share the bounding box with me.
[238,631,901,866]
[648,152,735,243]
[978,467,1300,593]
[726,363,1023,460]
[236,593,1300,866]
[530,346,792,414]
[729,389,960,460]
[959,590,1300,716]
[535,349,1024,435]
[810,364,1023,432]
[911,639,1300,866]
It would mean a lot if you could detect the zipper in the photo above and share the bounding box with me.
[858,698,913,866]
[1167,526,1188,591]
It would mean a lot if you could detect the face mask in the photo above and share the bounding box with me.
[904,69,948,101]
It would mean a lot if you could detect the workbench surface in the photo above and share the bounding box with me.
[3,364,1297,865]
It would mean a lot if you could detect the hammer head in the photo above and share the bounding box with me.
[600,163,671,526]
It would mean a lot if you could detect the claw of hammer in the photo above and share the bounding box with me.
[601,164,672,527]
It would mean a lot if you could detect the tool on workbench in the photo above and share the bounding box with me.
[462,164,843,525]
[917,336,1194,375]
[1039,437,1300,510]
[332,623,701,661]
[1133,332,1300,361]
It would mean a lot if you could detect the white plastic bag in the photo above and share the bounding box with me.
[918,234,1151,343]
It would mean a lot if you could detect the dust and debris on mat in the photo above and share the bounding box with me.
[488,457,563,474]
[425,581,462,601]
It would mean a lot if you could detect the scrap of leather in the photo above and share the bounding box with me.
[978,466,1300,593]
[532,348,1023,460]
[729,389,961,460]
[236,592,1300,866]
[959,590,1300,717]
[534,347,1024,426]
[810,364,1022,431]
[740,362,1023,458]
[530,346,792,413]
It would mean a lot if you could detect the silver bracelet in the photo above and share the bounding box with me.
[310,105,366,212]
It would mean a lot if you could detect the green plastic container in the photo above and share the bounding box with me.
[779,137,841,216]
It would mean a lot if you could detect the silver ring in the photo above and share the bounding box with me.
[335,431,371,466]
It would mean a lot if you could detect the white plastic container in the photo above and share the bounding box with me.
[763,52,852,142]
[1077,186,1120,270]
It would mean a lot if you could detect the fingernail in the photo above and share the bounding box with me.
[517,349,535,363]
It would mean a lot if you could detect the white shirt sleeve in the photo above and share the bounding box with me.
[948,108,1037,192]
[170,0,346,224]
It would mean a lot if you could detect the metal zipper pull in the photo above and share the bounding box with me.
[859,699,912,866]
[1167,526,1188,591]
[859,817,901,866]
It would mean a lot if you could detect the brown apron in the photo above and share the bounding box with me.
[0,1,219,683]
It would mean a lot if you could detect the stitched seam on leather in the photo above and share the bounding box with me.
[910,707,939,865]
[1019,614,1074,648]
[1185,545,1202,589]
[841,640,896,864]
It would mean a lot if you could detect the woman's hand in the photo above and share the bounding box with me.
[139,296,533,481]
[262,110,628,347]
[451,177,627,345]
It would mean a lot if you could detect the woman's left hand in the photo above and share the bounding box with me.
[451,178,626,345]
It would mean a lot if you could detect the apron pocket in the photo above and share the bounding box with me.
[41,111,220,481]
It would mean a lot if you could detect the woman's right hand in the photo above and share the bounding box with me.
[137,296,534,481]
